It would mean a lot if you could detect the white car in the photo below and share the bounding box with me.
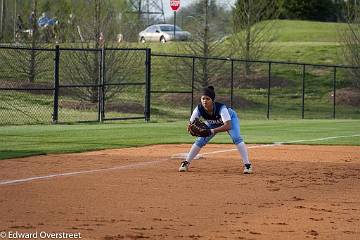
[139,24,191,43]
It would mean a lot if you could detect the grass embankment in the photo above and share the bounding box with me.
[0,119,359,160]
[140,20,347,65]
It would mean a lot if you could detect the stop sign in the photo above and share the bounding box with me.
[170,0,180,11]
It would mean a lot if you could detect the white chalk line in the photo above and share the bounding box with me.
[0,159,168,186]
[199,144,281,156]
[276,134,360,144]
[1,134,358,186]
[192,134,360,157]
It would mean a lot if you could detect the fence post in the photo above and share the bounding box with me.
[98,47,106,122]
[52,45,60,124]
[302,64,306,119]
[95,49,102,122]
[145,48,151,122]
[267,62,272,120]
[333,66,337,119]
[230,59,234,108]
[191,57,195,115]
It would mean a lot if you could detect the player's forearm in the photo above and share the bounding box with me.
[212,121,231,134]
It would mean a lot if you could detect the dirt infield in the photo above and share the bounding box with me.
[0,144,359,240]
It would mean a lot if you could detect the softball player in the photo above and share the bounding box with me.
[179,86,253,174]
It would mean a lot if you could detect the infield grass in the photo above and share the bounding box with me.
[0,119,359,160]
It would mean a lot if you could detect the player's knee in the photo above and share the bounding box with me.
[232,137,243,145]
[195,138,207,148]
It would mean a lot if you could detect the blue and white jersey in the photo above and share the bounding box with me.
[190,102,231,128]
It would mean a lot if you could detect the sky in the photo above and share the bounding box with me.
[163,0,236,17]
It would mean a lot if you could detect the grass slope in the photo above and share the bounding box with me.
[0,119,359,160]
[267,20,347,64]
[273,20,346,42]
[138,20,347,65]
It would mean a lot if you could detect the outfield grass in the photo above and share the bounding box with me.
[0,119,359,160]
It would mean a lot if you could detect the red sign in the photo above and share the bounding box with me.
[170,0,180,11]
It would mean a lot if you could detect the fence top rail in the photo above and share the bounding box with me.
[0,44,55,51]
[0,44,358,69]
[105,47,149,51]
[0,45,150,52]
[59,47,149,51]
[151,52,360,69]
[58,47,101,52]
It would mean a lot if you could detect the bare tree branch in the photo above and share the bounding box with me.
[231,0,281,77]
[340,2,360,88]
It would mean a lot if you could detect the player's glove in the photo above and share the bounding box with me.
[187,118,212,137]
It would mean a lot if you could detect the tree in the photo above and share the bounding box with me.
[231,0,281,76]
[0,0,52,83]
[0,0,5,41]
[175,0,230,89]
[61,0,141,103]
[279,0,341,22]
[341,1,360,88]
[177,0,232,40]
[29,0,39,83]
[117,0,141,42]
[60,0,107,103]
[0,0,18,42]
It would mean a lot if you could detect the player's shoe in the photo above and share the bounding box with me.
[179,161,190,172]
[243,164,253,174]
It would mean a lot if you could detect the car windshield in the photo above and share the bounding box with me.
[160,25,182,31]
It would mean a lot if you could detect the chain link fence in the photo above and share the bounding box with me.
[0,45,54,125]
[151,53,359,121]
[0,45,150,125]
[0,45,359,125]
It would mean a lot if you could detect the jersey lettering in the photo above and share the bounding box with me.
[197,102,226,127]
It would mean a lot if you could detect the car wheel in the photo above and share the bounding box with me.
[160,36,166,43]
[140,37,146,43]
